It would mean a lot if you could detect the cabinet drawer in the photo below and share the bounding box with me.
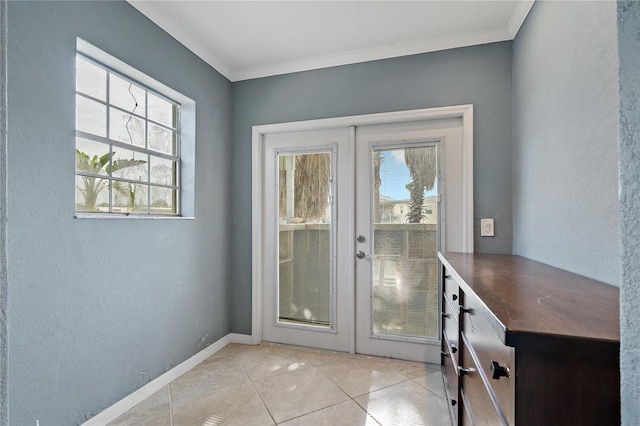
[443,268,460,304]
[461,292,515,423]
[460,391,474,426]
[443,299,459,364]
[442,338,459,423]
[460,342,506,426]
[443,288,459,323]
[443,329,459,370]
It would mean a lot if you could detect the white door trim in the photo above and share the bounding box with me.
[251,105,474,346]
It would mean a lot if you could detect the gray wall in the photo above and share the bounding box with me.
[512,1,620,285]
[617,2,640,423]
[7,1,232,424]
[6,0,631,423]
[0,0,7,423]
[231,42,514,333]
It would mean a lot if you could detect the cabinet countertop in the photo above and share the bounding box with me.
[438,252,620,347]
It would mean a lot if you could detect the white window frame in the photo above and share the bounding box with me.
[75,39,196,219]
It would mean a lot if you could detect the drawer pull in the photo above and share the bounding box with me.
[444,274,452,279]
[490,360,510,380]
[442,312,450,319]
[458,366,474,377]
[452,294,458,301]
[451,344,458,354]
[441,351,450,358]
[459,305,472,314]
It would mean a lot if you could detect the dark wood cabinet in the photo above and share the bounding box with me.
[439,252,620,426]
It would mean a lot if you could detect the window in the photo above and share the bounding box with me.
[75,51,182,216]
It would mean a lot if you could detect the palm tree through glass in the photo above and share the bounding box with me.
[277,152,333,327]
[373,145,439,339]
[275,146,439,339]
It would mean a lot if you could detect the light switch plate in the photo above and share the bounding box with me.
[481,218,495,237]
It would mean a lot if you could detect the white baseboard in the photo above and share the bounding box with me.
[228,332,254,345]
[82,333,254,426]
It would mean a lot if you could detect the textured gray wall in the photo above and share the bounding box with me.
[617,2,640,423]
[512,1,620,285]
[7,1,232,424]
[0,0,7,424]
[231,42,514,333]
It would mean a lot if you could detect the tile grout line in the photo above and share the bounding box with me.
[308,350,449,425]
[109,343,450,425]
[247,345,355,425]
[233,350,278,425]
[312,356,389,425]
[410,369,449,402]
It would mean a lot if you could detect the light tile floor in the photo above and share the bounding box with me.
[108,342,452,426]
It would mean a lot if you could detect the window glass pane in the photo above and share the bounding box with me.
[111,149,147,182]
[109,108,145,148]
[76,138,110,175]
[109,74,145,115]
[150,186,176,214]
[76,95,106,137]
[112,181,148,213]
[76,175,109,212]
[76,57,106,101]
[148,123,176,155]
[148,93,175,128]
[150,156,177,186]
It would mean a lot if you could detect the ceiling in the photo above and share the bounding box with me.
[128,0,535,82]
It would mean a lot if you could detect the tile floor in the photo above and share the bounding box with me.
[108,342,452,426]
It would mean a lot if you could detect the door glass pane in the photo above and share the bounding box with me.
[277,152,332,327]
[372,145,439,339]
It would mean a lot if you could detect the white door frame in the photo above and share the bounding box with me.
[251,105,474,350]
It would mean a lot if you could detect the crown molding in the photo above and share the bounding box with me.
[231,28,513,82]
[129,0,534,83]
[508,0,536,38]
[128,0,235,81]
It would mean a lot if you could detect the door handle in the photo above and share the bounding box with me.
[356,251,372,260]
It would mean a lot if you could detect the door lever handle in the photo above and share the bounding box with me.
[356,251,372,260]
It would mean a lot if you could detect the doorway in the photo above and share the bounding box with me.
[252,106,474,364]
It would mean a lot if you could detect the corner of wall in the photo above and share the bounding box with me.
[617,2,640,424]
[0,0,8,424]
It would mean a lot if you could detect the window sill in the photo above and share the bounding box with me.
[74,213,195,220]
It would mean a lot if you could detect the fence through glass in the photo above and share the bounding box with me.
[277,152,333,328]
[371,145,439,340]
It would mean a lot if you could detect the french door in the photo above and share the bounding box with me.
[262,128,353,352]
[259,115,466,363]
[354,121,459,363]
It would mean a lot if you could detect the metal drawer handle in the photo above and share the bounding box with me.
[442,312,450,319]
[441,351,450,358]
[444,274,452,279]
[458,366,474,377]
[490,360,510,380]
[459,305,472,314]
